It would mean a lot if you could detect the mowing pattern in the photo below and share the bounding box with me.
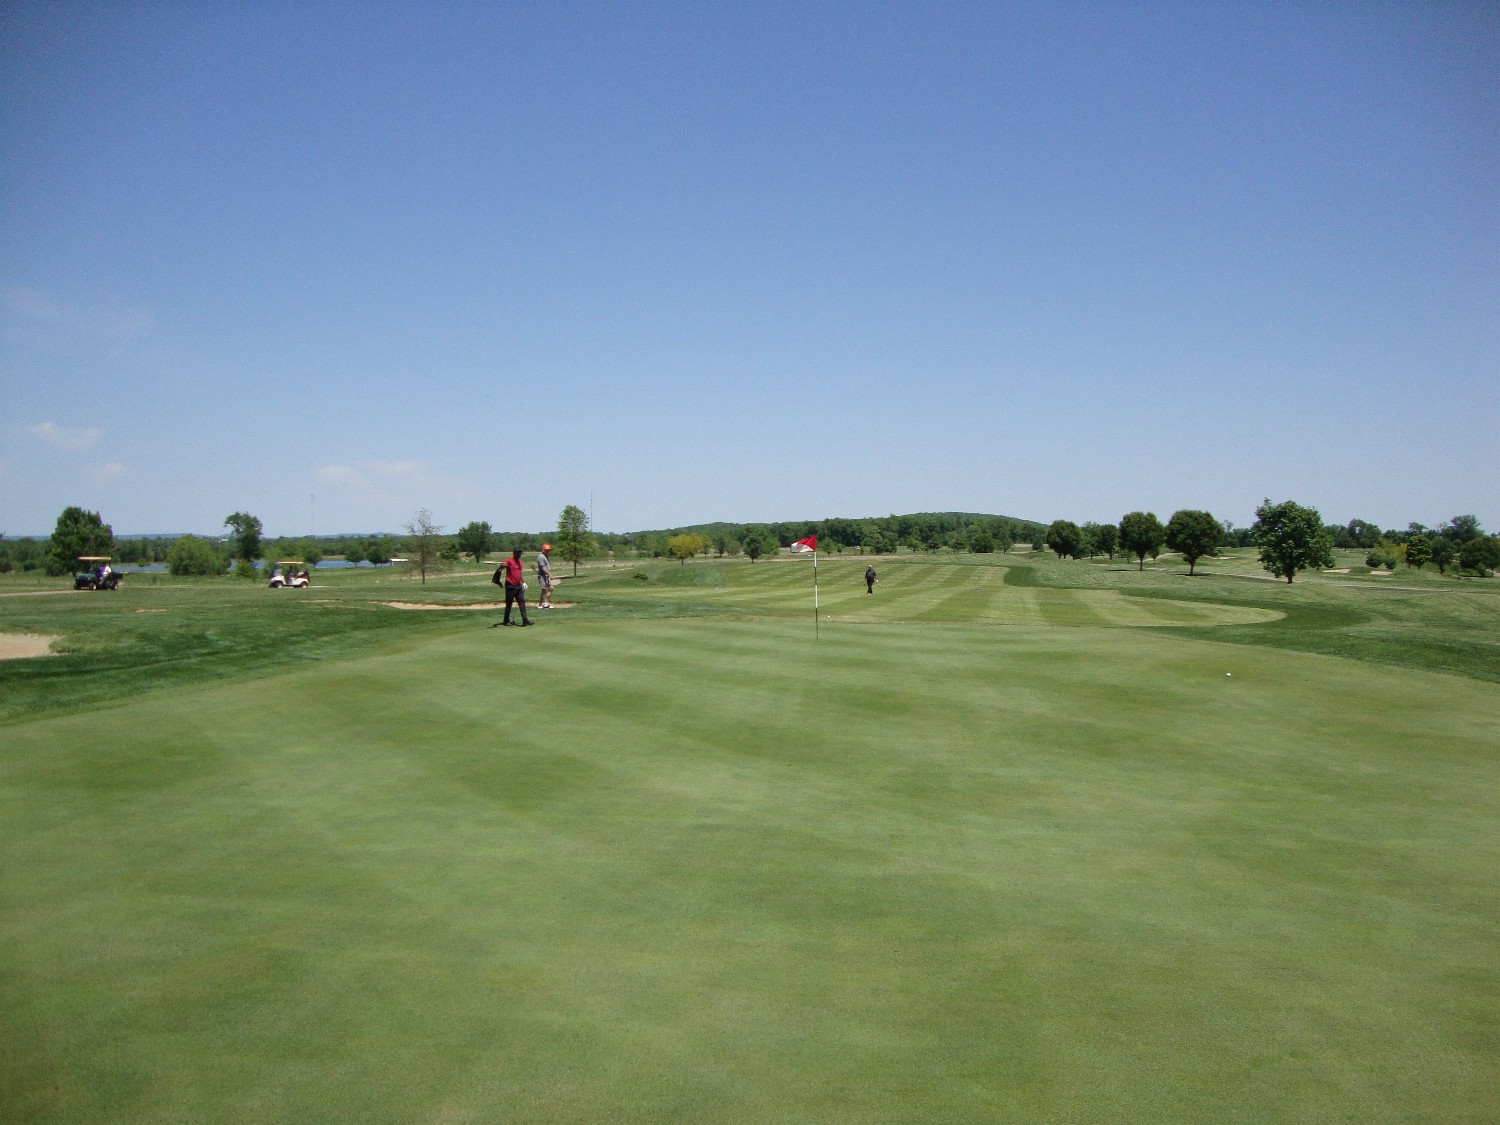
[3,609,1497,1123]
[621,559,1283,627]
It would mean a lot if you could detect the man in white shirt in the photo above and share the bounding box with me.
[537,545,554,608]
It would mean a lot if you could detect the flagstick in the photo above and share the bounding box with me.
[791,537,820,637]
[813,549,819,639]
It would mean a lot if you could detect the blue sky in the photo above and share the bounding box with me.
[3,1,1495,538]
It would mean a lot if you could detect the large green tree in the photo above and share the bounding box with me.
[1442,515,1482,543]
[1252,498,1334,583]
[742,531,769,562]
[866,527,895,554]
[1458,536,1499,575]
[45,506,115,576]
[356,538,385,566]
[1165,510,1224,576]
[167,535,226,576]
[556,505,594,577]
[667,533,707,564]
[1403,536,1432,570]
[223,512,263,566]
[1085,522,1119,560]
[1044,520,1085,560]
[455,521,494,564]
[1119,511,1166,571]
[1429,536,1456,574]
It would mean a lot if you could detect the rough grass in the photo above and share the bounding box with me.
[2,558,1497,1122]
[0,570,471,721]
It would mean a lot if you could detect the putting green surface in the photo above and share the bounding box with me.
[2,558,1498,1122]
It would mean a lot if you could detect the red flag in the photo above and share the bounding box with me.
[791,535,817,554]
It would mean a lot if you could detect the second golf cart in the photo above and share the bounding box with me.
[268,561,310,589]
[74,556,122,591]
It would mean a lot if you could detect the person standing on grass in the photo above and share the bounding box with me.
[497,547,533,627]
[536,543,554,609]
[865,564,877,594]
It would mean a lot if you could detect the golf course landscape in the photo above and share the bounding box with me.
[2,548,1497,1123]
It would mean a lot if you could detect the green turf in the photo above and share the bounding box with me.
[2,558,1497,1121]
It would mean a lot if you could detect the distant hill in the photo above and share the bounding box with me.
[636,512,1043,537]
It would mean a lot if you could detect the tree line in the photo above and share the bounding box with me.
[5,503,1497,580]
[601,513,1049,561]
[2,509,1048,575]
[1039,502,1499,581]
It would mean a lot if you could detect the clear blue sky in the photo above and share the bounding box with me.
[3,1,1495,538]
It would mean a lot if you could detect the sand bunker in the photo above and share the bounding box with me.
[0,633,60,660]
[383,602,498,611]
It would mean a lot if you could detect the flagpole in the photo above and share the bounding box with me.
[791,536,820,638]
[813,548,819,639]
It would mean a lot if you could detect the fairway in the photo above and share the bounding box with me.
[2,557,1498,1122]
[634,558,1286,627]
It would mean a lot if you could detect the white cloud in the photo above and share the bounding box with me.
[369,460,424,480]
[87,462,128,483]
[3,286,153,346]
[28,421,103,452]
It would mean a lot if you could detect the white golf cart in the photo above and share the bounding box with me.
[268,561,310,589]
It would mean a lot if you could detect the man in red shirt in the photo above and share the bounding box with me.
[498,547,533,627]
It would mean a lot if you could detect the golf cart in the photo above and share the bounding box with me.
[74,556,121,591]
[269,561,310,589]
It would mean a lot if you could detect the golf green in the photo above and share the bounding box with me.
[2,560,1497,1122]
